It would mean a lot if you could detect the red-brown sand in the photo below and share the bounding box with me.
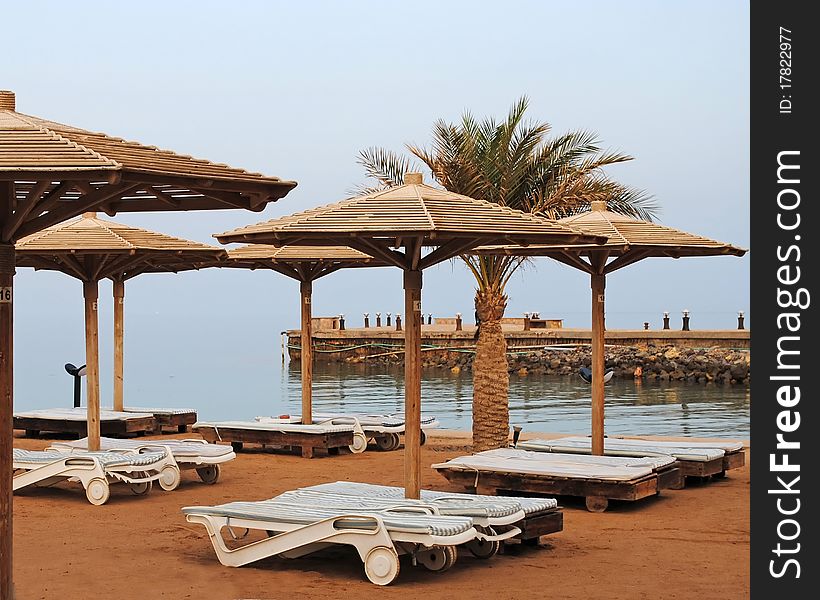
[12,432,750,600]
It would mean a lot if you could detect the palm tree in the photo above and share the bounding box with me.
[358,97,656,451]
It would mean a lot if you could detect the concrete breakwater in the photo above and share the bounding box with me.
[285,327,751,385]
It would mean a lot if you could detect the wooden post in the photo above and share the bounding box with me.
[0,241,15,599]
[591,273,606,456]
[300,280,313,426]
[403,269,422,499]
[113,279,125,411]
[84,280,101,451]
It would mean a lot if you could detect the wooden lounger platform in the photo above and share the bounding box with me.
[123,407,198,433]
[513,507,564,544]
[13,408,156,437]
[517,436,746,480]
[192,422,356,459]
[433,449,683,512]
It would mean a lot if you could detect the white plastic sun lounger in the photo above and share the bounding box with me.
[517,436,745,478]
[433,449,682,512]
[299,481,564,549]
[271,488,524,559]
[48,437,235,487]
[183,498,516,585]
[255,413,440,451]
[13,447,179,505]
[192,419,368,457]
[303,481,557,518]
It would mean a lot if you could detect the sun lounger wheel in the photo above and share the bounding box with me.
[196,465,221,484]
[364,546,400,585]
[85,478,110,506]
[129,479,153,496]
[585,496,609,512]
[417,545,457,572]
[466,526,500,559]
[420,430,427,446]
[158,465,182,491]
[349,431,368,454]
[375,433,401,451]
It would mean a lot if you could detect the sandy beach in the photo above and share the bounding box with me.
[12,431,750,600]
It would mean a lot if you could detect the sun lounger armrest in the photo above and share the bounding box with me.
[476,526,521,542]
[380,505,441,516]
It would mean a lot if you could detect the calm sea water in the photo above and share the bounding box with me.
[280,363,750,439]
[16,348,750,440]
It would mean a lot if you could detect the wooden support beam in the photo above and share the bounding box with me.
[16,183,142,239]
[120,171,293,199]
[418,237,482,270]
[55,254,91,281]
[84,280,101,451]
[549,250,595,275]
[591,272,606,456]
[300,280,313,426]
[346,238,408,269]
[31,182,76,215]
[113,280,125,411]
[0,241,15,600]
[139,186,182,208]
[403,269,422,499]
[190,188,252,211]
[603,248,655,274]
[2,180,51,242]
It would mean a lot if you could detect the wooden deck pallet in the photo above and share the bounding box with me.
[511,509,564,545]
[149,411,198,434]
[436,464,683,513]
[13,415,156,437]
[194,425,354,458]
[722,449,746,472]
[678,448,746,479]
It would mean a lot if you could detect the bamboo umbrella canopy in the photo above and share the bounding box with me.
[476,200,747,472]
[223,244,386,426]
[216,173,606,498]
[16,212,227,449]
[1,89,295,595]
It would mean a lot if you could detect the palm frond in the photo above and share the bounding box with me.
[353,147,423,194]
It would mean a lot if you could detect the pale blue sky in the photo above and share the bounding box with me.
[4,1,749,409]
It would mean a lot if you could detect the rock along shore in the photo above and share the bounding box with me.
[357,344,751,385]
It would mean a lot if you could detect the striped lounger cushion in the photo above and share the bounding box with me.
[182,500,475,538]
[13,448,166,468]
[517,436,731,462]
[275,489,522,520]
[433,448,676,481]
[304,481,558,515]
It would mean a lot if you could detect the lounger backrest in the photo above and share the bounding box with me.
[275,489,520,519]
[13,448,167,468]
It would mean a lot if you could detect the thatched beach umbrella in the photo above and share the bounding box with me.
[216,173,605,498]
[476,200,746,468]
[16,212,227,448]
[223,245,385,425]
[1,89,295,595]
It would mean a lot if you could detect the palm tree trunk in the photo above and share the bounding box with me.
[472,289,509,451]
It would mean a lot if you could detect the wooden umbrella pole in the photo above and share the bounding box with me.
[113,280,125,411]
[84,280,101,451]
[403,269,422,499]
[300,280,313,426]
[0,242,15,599]
[591,273,606,455]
